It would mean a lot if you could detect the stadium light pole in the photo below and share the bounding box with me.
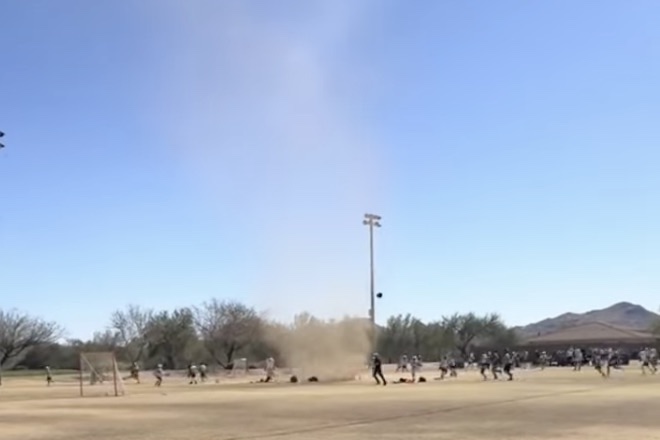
[363,213,381,351]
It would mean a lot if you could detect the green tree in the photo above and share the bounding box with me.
[442,312,508,358]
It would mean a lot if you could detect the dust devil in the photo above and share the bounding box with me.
[372,353,387,386]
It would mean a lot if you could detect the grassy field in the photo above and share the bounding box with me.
[1,364,658,440]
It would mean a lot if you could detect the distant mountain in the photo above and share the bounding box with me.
[516,302,659,338]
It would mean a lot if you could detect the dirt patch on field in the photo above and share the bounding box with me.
[1,367,660,439]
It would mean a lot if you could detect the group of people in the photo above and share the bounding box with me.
[127,361,210,387]
[533,346,658,377]
[371,351,472,385]
[40,345,660,389]
[152,358,277,387]
[371,345,660,385]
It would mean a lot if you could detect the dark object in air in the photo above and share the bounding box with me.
[376,292,383,298]
[289,375,298,383]
[307,376,319,382]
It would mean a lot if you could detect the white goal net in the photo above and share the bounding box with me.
[230,358,248,377]
[79,352,125,397]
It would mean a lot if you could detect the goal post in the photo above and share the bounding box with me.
[230,358,249,377]
[79,352,125,397]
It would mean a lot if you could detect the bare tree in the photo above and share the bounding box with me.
[194,299,263,367]
[92,330,120,351]
[145,308,197,369]
[110,305,153,363]
[0,309,63,385]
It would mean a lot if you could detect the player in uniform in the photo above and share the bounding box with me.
[649,347,658,374]
[566,347,574,366]
[502,351,514,381]
[410,355,422,382]
[130,362,141,384]
[490,351,501,380]
[188,364,199,385]
[606,348,620,377]
[45,366,53,386]
[479,352,491,380]
[639,348,651,375]
[448,356,458,378]
[154,364,164,387]
[438,356,449,380]
[199,363,208,382]
[538,351,548,370]
[467,352,476,370]
[573,348,583,371]
[396,354,409,372]
[264,357,275,382]
[372,353,387,386]
[592,350,606,378]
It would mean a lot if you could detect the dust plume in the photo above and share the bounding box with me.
[147,1,386,372]
[150,1,388,319]
[266,315,372,381]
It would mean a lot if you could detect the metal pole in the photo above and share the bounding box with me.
[79,353,84,397]
[369,222,375,333]
[363,213,381,352]
[112,354,119,397]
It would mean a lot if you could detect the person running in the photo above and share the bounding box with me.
[502,351,514,381]
[188,364,199,385]
[606,348,620,377]
[199,363,208,383]
[154,364,164,387]
[45,366,53,386]
[479,352,491,381]
[264,357,275,382]
[573,348,584,371]
[410,355,421,382]
[490,352,501,380]
[448,356,458,378]
[593,350,606,378]
[467,352,476,370]
[372,353,387,386]
[649,347,659,374]
[438,356,449,380]
[130,362,141,384]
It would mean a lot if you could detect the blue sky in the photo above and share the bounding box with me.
[2,0,660,339]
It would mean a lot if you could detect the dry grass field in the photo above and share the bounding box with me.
[1,364,659,440]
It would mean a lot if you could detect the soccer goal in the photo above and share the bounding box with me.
[230,358,249,377]
[79,352,125,397]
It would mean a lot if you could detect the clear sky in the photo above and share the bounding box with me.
[2,0,660,340]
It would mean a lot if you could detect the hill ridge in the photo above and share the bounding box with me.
[517,302,659,338]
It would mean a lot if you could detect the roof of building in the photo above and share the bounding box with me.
[522,321,657,345]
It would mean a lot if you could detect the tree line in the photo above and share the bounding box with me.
[0,299,528,380]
